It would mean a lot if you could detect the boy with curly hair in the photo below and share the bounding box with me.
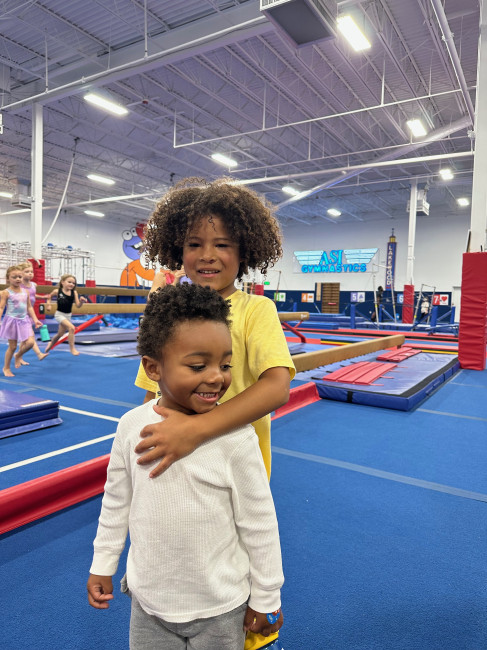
[88,284,284,649]
[135,177,295,480]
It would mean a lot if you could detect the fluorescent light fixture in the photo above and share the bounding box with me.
[87,173,115,185]
[457,197,470,207]
[337,15,371,51]
[211,153,238,168]
[84,209,105,217]
[406,119,427,138]
[84,92,128,116]
[439,168,454,180]
[327,208,341,217]
[0,191,13,198]
[282,185,300,196]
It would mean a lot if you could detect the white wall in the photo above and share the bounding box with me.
[0,200,471,291]
[1,206,148,286]
[275,214,470,294]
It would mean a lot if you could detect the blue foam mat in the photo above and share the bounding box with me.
[0,390,62,438]
[296,351,460,411]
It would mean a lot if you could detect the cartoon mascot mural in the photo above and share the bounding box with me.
[120,223,155,287]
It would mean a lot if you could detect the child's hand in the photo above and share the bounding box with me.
[244,606,283,637]
[87,574,114,609]
[135,406,202,478]
[80,296,88,303]
[34,320,42,329]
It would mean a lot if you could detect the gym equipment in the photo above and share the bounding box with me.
[0,390,62,440]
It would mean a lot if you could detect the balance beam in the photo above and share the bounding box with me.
[21,285,150,297]
[41,303,146,316]
[279,312,309,322]
[292,334,405,373]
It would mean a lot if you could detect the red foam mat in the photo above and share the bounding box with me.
[458,252,487,370]
[0,454,110,535]
[272,381,320,419]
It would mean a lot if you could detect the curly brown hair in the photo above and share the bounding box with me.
[137,283,231,360]
[143,177,282,280]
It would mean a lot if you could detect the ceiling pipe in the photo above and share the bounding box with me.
[0,192,157,216]
[274,116,471,209]
[429,0,476,124]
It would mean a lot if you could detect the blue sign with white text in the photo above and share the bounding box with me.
[294,248,378,274]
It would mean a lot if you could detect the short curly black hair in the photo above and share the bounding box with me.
[137,283,231,360]
[143,177,282,280]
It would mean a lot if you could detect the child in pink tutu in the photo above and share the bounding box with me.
[45,274,87,355]
[19,261,49,364]
[0,265,45,377]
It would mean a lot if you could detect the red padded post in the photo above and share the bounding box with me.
[402,284,414,323]
[458,252,487,370]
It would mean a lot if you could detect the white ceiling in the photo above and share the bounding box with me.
[0,0,479,228]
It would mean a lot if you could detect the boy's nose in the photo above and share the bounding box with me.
[199,245,216,261]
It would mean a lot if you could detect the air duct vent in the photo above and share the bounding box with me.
[406,189,429,216]
[260,0,337,48]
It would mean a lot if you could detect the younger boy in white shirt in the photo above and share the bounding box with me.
[87,283,284,649]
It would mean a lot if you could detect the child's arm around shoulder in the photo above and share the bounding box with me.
[135,365,291,477]
[135,294,293,477]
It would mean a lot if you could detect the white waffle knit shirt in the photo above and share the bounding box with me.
[90,400,284,623]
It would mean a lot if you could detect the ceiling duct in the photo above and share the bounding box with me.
[407,188,429,216]
[260,0,337,47]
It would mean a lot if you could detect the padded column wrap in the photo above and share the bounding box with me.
[458,252,487,370]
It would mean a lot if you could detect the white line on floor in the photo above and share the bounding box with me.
[0,432,116,473]
[59,406,121,421]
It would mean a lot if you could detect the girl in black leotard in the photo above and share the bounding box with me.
[45,274,87,355]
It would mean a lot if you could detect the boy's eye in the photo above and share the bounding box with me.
[221,364,232,371]
[189,365,205,372]
[187,242,200,248]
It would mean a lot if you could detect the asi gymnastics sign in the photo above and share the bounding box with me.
[294,248,379,274]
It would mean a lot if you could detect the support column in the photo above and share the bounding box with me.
[402,180,417,323]
[31,103,43,260]
[470,0,487,252]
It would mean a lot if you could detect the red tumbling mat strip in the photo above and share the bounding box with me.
[0,454,110,535]
[377,347,421,362]
[272,382,320,420]
[323,361,397,385]
[458,252,487,370]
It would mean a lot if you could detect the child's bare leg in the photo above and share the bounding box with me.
[67,323,79,355]
[3,340,17,377]
[32,340,48,361]
[45,324,65,353]
[14,337,34,368]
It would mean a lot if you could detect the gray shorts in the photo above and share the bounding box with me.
[122,577,247,649]
[54,311,72,325]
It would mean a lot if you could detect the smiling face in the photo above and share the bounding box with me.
[61,276,76,292]
[182,216,241,299]
[142,319,233,415]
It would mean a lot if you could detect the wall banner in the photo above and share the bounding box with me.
[385,230,397,290]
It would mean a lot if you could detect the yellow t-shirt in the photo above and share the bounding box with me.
[135,290,296,477]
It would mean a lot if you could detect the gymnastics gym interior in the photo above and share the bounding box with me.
[1,2,487,649]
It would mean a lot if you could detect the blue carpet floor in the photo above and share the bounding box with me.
[0,343,486,648]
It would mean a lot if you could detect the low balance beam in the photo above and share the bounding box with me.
[292,334,406,373]
[278,312,309,322]
[41,303,147,316]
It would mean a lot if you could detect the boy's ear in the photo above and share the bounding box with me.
[142,356,161,382]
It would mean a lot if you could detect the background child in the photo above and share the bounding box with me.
[87,284,284,649]
[45,274,87,355]
[0,265,44,377]
[134,177,295,479]
[19,261,50,364]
